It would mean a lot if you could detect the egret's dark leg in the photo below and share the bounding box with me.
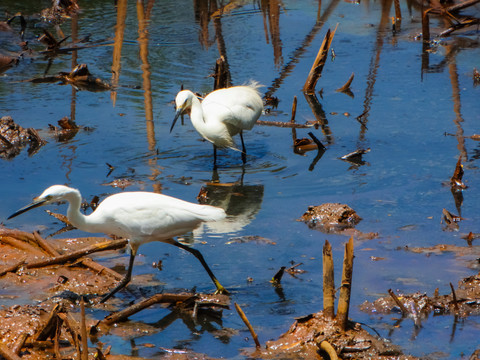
[173,241,229,294]
[240,131,247,163]
[100,251,136,303]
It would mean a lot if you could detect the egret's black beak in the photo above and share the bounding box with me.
[170,108,183,133]
[8,198,47,220]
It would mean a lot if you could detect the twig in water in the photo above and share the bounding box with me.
[450,283,459,312]
[102,293,195,325]
[235,302,261,349]
[388,289,409,316]
[308,132,326,151]
[335,73,354,93]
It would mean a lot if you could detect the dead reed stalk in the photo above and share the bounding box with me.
[102,294,194,325]
[303,24,338,94]
[0,259,26,277]
[26,239,128,269]
[336,73,354,93]
[33,231,60,256]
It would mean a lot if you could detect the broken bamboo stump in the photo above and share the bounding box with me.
[323,240,335,319]
[336,236,354,331]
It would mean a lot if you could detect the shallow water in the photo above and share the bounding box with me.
[1,0,480,358]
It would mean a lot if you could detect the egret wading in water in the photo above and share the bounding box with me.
[170,82,264,166]
[8,185,228,303]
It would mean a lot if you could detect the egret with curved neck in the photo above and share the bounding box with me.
[170,82,263,166]
[8,185,228,302]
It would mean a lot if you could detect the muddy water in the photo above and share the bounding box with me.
[1,0,479,358]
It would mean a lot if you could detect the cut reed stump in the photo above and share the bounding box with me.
[336,236,354,331]
[303,24,338,94]
[323,240,335,319]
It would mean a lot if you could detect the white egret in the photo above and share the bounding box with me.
[8,185,228,302]
[170,82,264,165]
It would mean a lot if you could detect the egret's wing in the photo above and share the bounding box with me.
[90,192,225,240]
[203,87,263,131]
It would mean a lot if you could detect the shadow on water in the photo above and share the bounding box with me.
[0,0,480,358]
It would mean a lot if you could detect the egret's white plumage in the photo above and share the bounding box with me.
[170,83,264,164]
[8,185,228,302]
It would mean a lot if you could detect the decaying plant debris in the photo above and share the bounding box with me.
[0,228,231,359]
[299,203,378,239]
[300,204,362,232]
[28,64,111,91]
[361,274,480,323]
[0,116,46,159]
